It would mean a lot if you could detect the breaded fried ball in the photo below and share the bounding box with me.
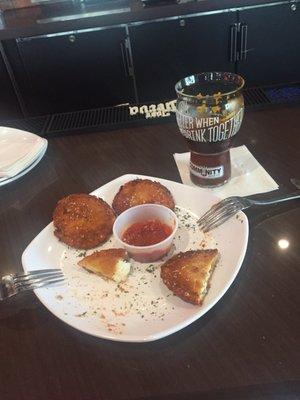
[112,179,175,215]
[53,193,115,249]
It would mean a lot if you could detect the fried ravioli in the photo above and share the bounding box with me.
[53,193,115,249]
[160,249,219,305]
[78,248,130,282]
[112,179,175,215]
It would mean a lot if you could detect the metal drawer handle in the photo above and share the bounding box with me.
[121,37,133,77]
[120,40,129,77]
[229,24,238,63]
[240,24,248,61]
[124,37,133,77]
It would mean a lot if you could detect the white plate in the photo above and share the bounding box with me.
[0,126,45,172]
[0,141,47,187]
[22,174,249,342]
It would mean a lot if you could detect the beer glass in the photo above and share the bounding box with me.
[175,72,245,187]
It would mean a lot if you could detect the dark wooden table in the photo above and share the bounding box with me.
[1,104,299,400]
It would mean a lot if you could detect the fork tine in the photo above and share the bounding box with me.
[16,269,61,278]
[203,207,240,232]
[198,202,236,229]
[198,198,235,226]
[199,203,240,229]
[18,277,65,292]
[198,205,229,228]
[198,206,226,227]
[14,272,64,287]
[15,271,63,282]
[1,271,65,300]
[203,212,236,233]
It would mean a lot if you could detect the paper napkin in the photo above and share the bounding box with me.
[173,145,279,199]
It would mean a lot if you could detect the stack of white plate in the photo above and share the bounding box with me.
[0,127,48,187]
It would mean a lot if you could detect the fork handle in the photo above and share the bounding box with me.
[247,191,300,206]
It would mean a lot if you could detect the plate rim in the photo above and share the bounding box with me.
[0,141,48,187]
[22,173,249,342]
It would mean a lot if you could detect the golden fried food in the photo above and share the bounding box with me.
[78,248,130,282]
[161,249,219,305]
[112,179,175,215]
[53,193,115,249]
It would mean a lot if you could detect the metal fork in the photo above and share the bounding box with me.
[198,191,300,233]
[0,269,65,300]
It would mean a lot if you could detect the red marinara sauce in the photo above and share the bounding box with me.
[122,219,173,246]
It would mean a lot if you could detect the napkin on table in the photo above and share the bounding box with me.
[173,145,279,199]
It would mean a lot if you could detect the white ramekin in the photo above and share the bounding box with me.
[113,204,178,263]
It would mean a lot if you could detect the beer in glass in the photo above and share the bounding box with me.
[175,72,244,187]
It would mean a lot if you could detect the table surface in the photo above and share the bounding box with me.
[0,104,299,400]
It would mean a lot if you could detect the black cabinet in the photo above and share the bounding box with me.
[237,3,300,86]
[129,12,237,102]
[2,1,299,117]
[16,27,136,115]
[0,48,22,120]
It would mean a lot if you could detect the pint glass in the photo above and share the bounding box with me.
[175,72,244,187]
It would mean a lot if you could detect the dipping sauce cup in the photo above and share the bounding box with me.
[113,204,178,263]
